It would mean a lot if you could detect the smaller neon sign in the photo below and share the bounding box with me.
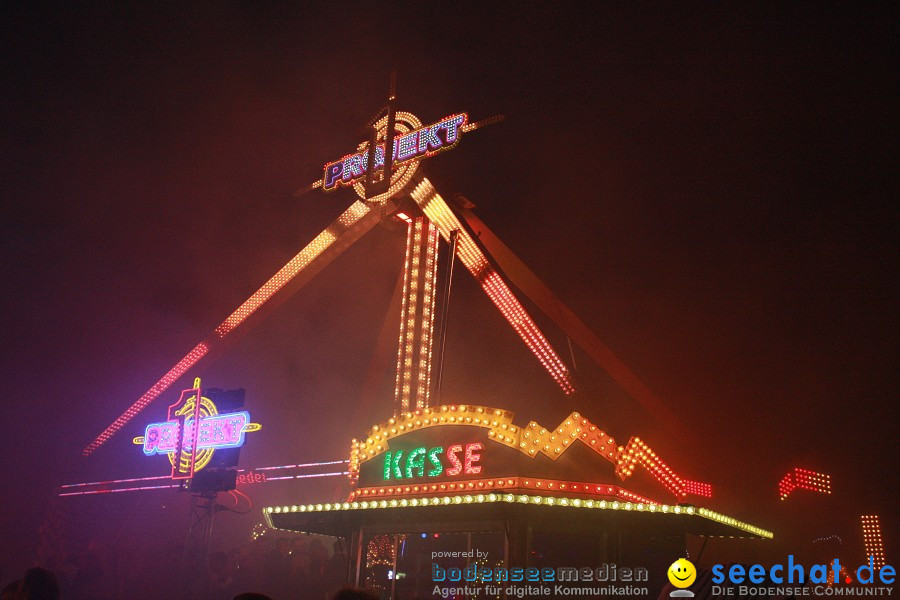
[383,443,482,481]
[323,113,467,191]
[142,412,253,456]
[133,380,260,478]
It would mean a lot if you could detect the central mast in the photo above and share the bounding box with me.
[392,214,440,415]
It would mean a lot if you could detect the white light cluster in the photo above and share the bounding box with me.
[393,217,440,414]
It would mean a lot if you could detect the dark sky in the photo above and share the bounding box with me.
[1,2,896,575]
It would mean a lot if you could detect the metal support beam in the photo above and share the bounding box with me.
[180,492,217,598]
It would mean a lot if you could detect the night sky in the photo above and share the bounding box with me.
[1,2,896,578]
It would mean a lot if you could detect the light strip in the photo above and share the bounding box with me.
[616,436,685,498]
[393,219,415,414]
[60,475,171,489]
[59,484,180,497]
[264,493,773,539]
[402,219,423,411]
[861,515,887,569]
[264,471,349,482]
[255,460,349,471]
[58,460,351,493]
[416,220,439,409]
[84,201,373,455]
[349,476,659,505]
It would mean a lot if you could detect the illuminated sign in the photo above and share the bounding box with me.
[348,405,721,505]
[322,113,467,191]
[133,378,260,478]
[383,443,482,480]
[142,411,252,455]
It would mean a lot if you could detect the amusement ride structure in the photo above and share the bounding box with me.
[66,78,885,598]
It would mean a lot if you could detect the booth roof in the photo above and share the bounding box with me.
[264,493,772,540]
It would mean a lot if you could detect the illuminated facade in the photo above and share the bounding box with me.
[345,405,724,504]
[266,405,771,597]
[778,467,832,500]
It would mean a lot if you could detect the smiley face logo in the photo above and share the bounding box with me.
[667,558,696,588]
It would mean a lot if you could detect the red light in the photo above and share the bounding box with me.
[861,515,887,569]
[778,468,831,500]
[683,480,713,498]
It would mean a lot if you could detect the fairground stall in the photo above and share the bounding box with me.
[265,404,771,598]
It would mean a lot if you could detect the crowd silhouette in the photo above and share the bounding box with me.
[1,535,375,600]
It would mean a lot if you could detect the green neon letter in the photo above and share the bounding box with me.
[392,450,404,479]
[384,451,392,480]
[406,447,426,478]
[428,446,444,477]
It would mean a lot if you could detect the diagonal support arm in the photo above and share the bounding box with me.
[83,199,397,455]
[456,207,684,431]
[409,176,576,395]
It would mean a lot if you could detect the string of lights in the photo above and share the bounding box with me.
[778,467,832,500]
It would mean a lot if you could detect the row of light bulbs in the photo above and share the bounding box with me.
[264,493,772,539]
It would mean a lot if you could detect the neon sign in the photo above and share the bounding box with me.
[323,113,467,191]
[141,412,252,455]
[383,443,482,480]
[133,378,260,478]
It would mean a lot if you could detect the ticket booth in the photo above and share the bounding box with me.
[265,405,772,598]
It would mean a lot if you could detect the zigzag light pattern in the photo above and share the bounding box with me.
[616,437,686,499]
